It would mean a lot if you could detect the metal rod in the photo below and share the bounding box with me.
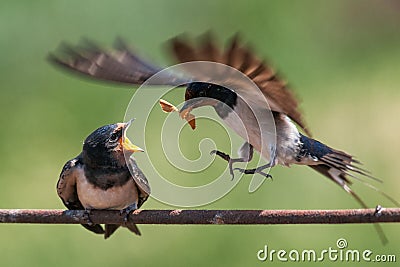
[0,208,399,225]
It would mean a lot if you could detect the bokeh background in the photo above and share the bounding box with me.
[1,0,400,266]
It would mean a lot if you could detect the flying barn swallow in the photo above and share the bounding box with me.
[57,120,150,238]
[49,34,399,211]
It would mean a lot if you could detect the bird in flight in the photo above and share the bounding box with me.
[50,34,398,212]
[57,120,150,238]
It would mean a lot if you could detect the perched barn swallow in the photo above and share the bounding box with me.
[57,120,150,239]
[49,34,398,211]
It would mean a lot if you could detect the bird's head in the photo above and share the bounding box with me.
[179,82,237,121]
[181,82,234,109]
[82,120,143,168]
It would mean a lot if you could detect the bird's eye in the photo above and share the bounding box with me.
[109,131,120,142]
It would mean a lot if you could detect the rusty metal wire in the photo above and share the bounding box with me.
[1,208,400,225]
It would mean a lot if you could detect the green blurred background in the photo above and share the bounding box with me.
[1,0,400,266]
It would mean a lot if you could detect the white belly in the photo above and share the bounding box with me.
[222,103,302,166]
[76,170,138,210]
[222,99,276,161]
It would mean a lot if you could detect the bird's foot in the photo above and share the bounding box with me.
[83,208,94,226]
[234,165,273,180]
[211,144,274,180]
[211,150,254,180]
[211,150,238,180]
[120,203,138,224]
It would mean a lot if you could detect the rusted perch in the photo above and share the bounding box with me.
[1,209,400,225]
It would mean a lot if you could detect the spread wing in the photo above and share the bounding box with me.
[49,38,188,86]
[128,157,150,208]
[169,33,311,136]
[57,156,105,234]
[49,34,310,135]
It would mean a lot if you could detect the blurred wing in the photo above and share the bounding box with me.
[49,38,188,86]
[170,33,311,136]
[57,156,105,235]
[128,157,150,208]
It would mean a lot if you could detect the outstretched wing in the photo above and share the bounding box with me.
[170,33,311,136]
[57,156,105,234]
[49,34,310,135]
[49,38,188,86]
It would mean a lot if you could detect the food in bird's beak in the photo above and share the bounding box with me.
[183,112,196,130]
[159,99,196,130]
[159,99,179,113]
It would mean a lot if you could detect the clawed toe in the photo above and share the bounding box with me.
[262,173,273,180]
[210,147,273,180]
[233,167,273,179]
[120,204,138,224]
[83,209,94,226]
[229,169,235,181]
[120,209,130,223]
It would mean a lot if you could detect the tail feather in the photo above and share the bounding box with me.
[103,222,141,239]
[104,224,120,239]
[312,149,399,207]
[309,164,368,208]
[81,223,105,235]
[320,151,382,183]
[344,173,400,207]
[300,133,397,244]
[310,163,390,245]
[125,222,141,236]
[299,134,397,206]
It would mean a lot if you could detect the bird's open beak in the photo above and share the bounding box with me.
[179,98,219,130]
[122,119,144,153]
[179,98,218,116]
[179,101,194,120]
[179,102,196,130]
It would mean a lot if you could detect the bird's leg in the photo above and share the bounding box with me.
[120,203,138,224]
[211,142,254,180]
[234,163,273,179]
[83,208,94,226]
[234,144,276,179]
